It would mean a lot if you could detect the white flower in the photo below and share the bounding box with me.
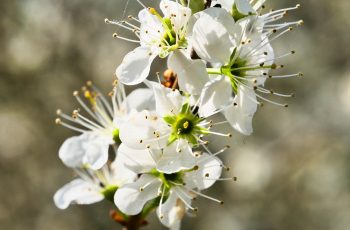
[119,82,232,153]
[108,0,192,85]
[114,145,224,229]
[55,82,155,169]
[186,8,279,135]
[54,153,135,209]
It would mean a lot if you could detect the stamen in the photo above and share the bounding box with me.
[187,188,224,205]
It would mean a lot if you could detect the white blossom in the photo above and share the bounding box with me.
[107,0,192,85]
[55,82,154,169]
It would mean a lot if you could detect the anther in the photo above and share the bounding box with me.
[298,20,304,26]
[205,173,209,177]
[220,201,224,205]
[55,118,61,125]
[148,7,157,15]
[284,104,289,108]
[228,133,233,138]
[291,50,296,54]
[298,72,304,77]
[112,33,118,38]
[233,177,238,181]
[56,109,62,115]
[296,4,301,8]
[104,18,109,23]
[86,81,92,86]
[73,91,79,96]
[139,140,143,143]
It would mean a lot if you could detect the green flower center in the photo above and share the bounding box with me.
[163,103,207,145]
[148,8,187,58]
[112,128,121,144]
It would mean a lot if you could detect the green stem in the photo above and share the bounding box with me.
[206,68,222,75]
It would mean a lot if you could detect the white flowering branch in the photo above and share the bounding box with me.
[53,0,303,229]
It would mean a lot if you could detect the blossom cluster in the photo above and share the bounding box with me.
[54,0,302,229]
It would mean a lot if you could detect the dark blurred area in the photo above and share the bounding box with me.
[0,0,349,229]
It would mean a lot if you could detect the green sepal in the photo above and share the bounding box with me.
[180,0,205,14]
[101,185,118,202]
[163,115,176,125]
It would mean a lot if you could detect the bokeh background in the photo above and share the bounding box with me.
[1,0,350,229]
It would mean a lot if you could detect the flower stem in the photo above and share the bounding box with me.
[122,214,143,230]
[206,68,222,75]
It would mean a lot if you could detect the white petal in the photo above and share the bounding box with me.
[138,9,164,49]
[224,85,258,135]
[185,153,222,190]
[168,49,209,95]
[59,132,110,169]
[54,179,103,209]
[199,76,233,117]
[157,140,196,174]
[190,8,237,63]
[235,0,255,15]
[160,0,192,32]
[214,0,234,11]
[109,154,138,186]
[125,88,155,111]
[151,82,184,116]
[157,191,185,229]
[116,46,157,85]
[116,143,158,174]
[119,110,170,150]
[114,174,162,215]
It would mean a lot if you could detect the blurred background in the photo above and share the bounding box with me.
[1,0,349,229]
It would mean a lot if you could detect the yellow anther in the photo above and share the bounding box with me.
[183,121,189,129]
[148,7,157,15]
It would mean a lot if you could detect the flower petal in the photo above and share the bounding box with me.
[150,81,184,116]
[185,153,222,190]
[114,174,162,215]
[138,9,164,49]
[116,143,158,174]
[109,151,138,186]
[157,140,196,174]
[190,7,237,63]
[59,132,110,170]
[125,88,155,112]
[54,179,103,209]
[235,0,255,15]
[116,46,157,85]
[214,0,234,11]
[160,0,192,32]
[224,85,258,135]
[119,110,170,150]
[199,76,233,117]
[157,191,185,229]
[168,49,209,95]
